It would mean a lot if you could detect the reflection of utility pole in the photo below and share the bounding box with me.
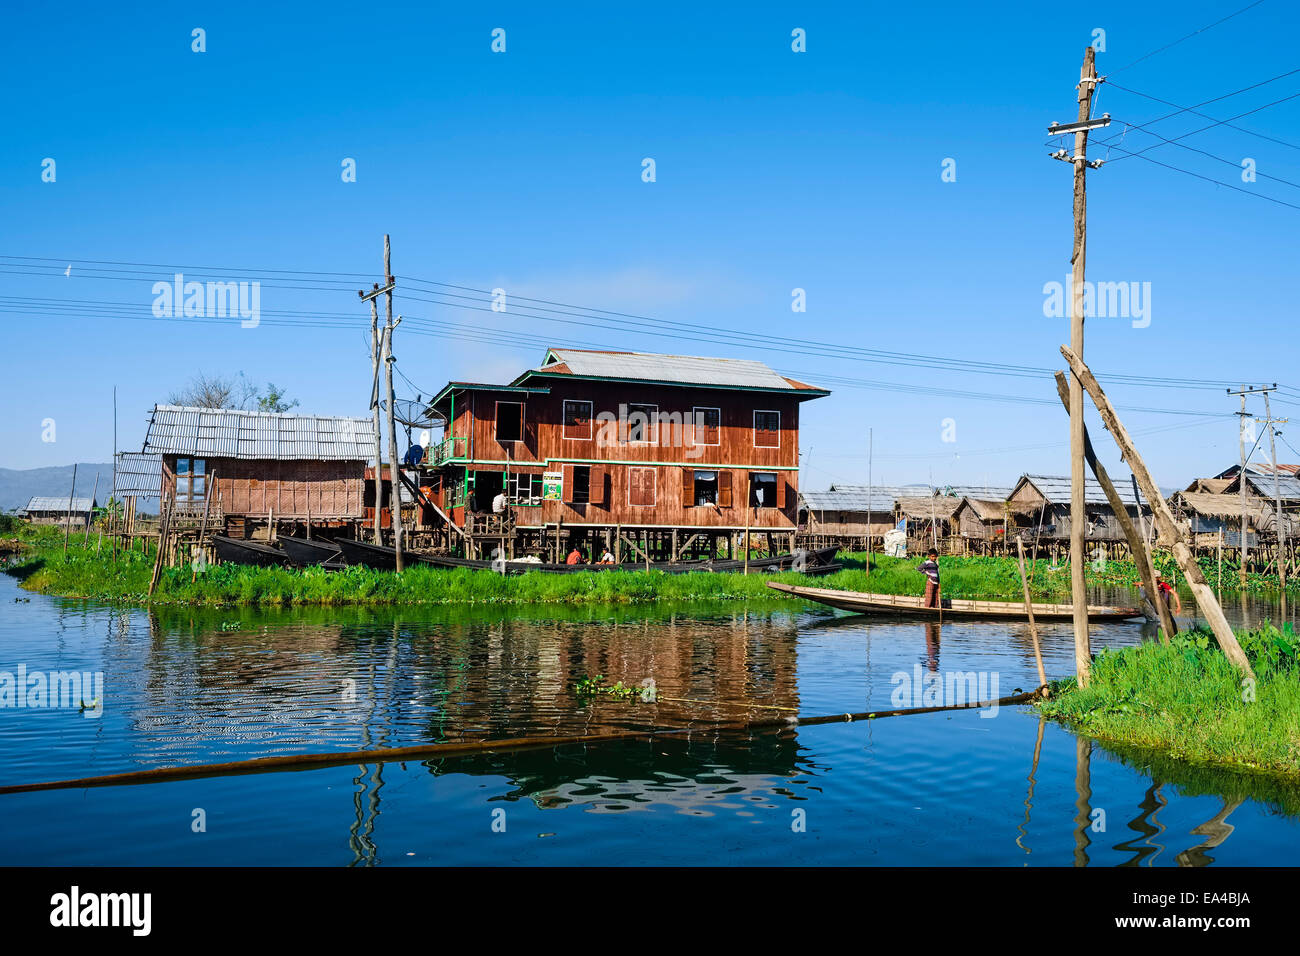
[1228,384,1274,587]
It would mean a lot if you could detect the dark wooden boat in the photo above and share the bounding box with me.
[334,537,415,570]
[335,539,839,576]
[279,535,344,568]
[766,582,1144,621]
[211,535,288,568]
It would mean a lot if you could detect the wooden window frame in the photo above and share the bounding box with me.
[566,464,592,504]
[495,401,525,444]
[628,466,657,507]
[753,409,781,449]
[750,471,779,509]
[562,399,593,442]
[626,403,659,445]
[691,406,721,446]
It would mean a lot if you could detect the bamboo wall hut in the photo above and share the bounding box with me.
[1007,473,1152,554]
[19,496,97,527]
[1168,490,1277,548]
[799,485,925,549]
[895,495,962,550]
[141,404,377,539]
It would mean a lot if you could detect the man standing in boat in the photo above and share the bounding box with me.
[916,548,941,608]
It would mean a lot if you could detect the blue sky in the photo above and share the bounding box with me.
[3,1,1299,490]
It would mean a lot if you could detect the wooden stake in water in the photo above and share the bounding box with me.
[1016,535,1048,691]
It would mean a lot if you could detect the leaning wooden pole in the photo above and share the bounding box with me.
[62,464,77,556]
[1062,346,1255,679]
[82,471,99,546]
[1014,535,1048,691]
[1053,372,1177,642]
[192,469,215,584]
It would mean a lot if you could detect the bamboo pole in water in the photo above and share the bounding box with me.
[0,687,1044,796]
[1015,535,1048,691]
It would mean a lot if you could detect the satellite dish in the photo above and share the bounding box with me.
[391,398,445,429]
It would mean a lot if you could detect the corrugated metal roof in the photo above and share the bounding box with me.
[1242,473,1300,501]
[114,452,162,497]
[934,484,1014,499]
[1017,474,1145,507]
[142,405,376,461]
[530,348,820,392]
[801,484,931,512]
[23,496,96,513]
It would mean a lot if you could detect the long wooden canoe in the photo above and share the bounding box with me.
[211,535,288,568]
[279,535,344,568]
[766,581,1145,621]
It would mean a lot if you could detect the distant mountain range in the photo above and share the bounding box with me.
[0,463,155,513]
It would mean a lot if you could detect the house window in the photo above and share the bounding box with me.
[692,470,718,506]
[692,407,720,446]
[753,411,780,448]
[563,400,593,441]
[627,403,658,444]
[175,457,206,503]
[629,467,656,506]
[495,402,524,443]
[570,465,591,504]
[507,472,543,504]
[750,472,778,508]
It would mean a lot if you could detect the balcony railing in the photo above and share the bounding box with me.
[427,435,468,466]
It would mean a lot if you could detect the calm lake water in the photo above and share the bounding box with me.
[0,572,1296,866]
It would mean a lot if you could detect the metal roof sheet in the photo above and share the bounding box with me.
[934,484,1014,499]
[801,484,931,512]
[1017,474,1145,507]
[23,496,96,513]
[142,405,376,461]
[114,452,162,497]
[1242,473,1300,501]
[530,349,819,391]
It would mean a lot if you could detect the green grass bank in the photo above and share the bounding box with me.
[0,520,1289,608]
[1038,623,1300,778]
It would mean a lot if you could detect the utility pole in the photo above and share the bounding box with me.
[383,235,404,572]
[867,427,873,569]
[1048,46,1108,687]
[1260,387,1286,592]
[359,241,396,547]
[1228,384,1273,588]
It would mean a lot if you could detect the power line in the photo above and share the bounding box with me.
[1105,88,1300,163]
[0,295,1242,419]
[1109,0,1270,75]
[1104,142,1300,211]
[1110,122,1300,190]
[1104,78,1300,152]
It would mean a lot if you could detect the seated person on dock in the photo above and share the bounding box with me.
[598,548,615,564]
[566,546,584,565]
[916,549,941,608]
